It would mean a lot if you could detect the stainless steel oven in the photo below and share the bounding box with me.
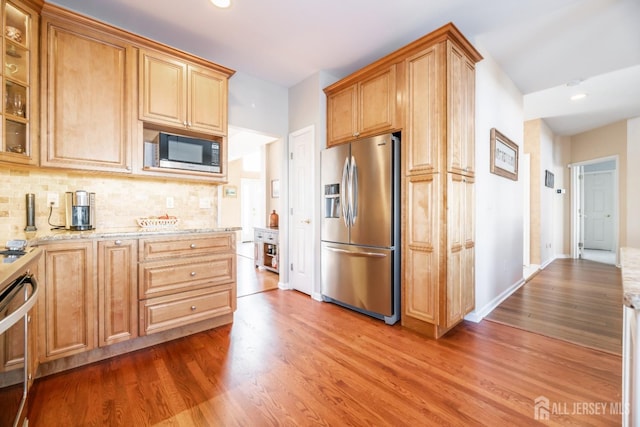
[0,272,38,427]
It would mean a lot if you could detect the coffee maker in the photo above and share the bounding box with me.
[64,190,95,230]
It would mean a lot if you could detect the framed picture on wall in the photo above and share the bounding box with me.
[271,179,280,198]
[223,185,237,198]
[490,128,519,181]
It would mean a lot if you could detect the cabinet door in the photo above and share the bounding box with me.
[41,18,133,172]
[445,173,475,327]
[139,49,187,128]
[358,65,396,138]
[98,239,138,347]
[405,44,441,175]
[447,42,475,177]
[40,241,95,361]
[188,65,227,135]
[402,173,440,325]
[0,0,38,166]
[326,84,357,146]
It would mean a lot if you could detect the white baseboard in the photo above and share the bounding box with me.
[278,281,289,290]
[312,292,323,302]
[465,277,526,323]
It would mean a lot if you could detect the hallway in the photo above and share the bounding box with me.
[487,258,622,354]
[236,241,279,297]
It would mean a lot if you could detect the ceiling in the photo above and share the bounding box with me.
[50,0,640,137]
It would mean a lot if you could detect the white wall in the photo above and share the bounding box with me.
[470,47,525,320]
[628,116,640,248]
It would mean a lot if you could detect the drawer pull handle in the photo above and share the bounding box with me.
[190,271,196,277]
[191,305,197,311]
[115,240,122,245]
[190,244,196,249]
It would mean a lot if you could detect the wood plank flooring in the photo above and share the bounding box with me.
[236,253,279,297]
[29,289,622,425]
[486,258,622,355]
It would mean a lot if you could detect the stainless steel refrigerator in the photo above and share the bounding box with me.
[320,132,400,325]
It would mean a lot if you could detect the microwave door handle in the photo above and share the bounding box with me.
[341,157,350,228]
[350,155,358,226]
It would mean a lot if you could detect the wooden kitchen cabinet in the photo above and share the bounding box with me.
[399,25,481,338]
[138,232,237,336]
[139,48,231,136]
[325,64,397,146]
[0,0,40,166]
[40,7,135,173]
[324,24,480,338]
[97,238,138,347]
[39,240,96,361]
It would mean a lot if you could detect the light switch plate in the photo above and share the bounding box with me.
[199,198,211,209]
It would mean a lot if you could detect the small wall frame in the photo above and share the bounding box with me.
[490,128,519,181]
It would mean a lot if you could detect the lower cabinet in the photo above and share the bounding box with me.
[37,232,237,366]
[97,239,138,346]
[138,233,237,336]
[39,241,95,362]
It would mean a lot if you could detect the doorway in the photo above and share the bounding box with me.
[570,157,618,265]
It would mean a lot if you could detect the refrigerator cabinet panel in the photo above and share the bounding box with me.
[350,134,395,248]
[321,242,393,316]
[321,144,350,244]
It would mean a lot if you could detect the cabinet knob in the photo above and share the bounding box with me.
[191,305,197,311]
[183,121,188,127]
[190,244,196,249]
[115,240,122,245]
[190,271,196,277]
[354,132,360,137]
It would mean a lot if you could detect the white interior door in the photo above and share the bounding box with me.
[289,126,314,295]
[583,171,614,250]
[241,178,263,242]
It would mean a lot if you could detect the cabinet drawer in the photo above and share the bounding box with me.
[140,233,234,260]
[254,229,278,244]
[139,287,233,335]
[139,254,235,299]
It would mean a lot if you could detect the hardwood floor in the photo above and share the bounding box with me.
[486,258,622,355]
[236,252,279,297]
[29,290,621,425]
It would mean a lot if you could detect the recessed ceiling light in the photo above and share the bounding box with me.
[570,93,588,101]
[211,0,230,8]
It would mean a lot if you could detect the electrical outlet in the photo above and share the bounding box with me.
[47,192,59,208]
[166,196,174,209]
[199,198,211,209]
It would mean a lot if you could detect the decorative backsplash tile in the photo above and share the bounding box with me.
[0,167,220,238]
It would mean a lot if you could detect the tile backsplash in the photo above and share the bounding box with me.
[0,167,220,237]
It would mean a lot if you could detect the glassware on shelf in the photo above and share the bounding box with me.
[12,93,23,117]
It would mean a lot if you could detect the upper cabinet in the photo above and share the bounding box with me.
[325,64,397,146]
[40,7,135,173]
[0,0,39,166]
[139,49,230,136]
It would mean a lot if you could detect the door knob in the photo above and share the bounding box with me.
[303,219,311,224]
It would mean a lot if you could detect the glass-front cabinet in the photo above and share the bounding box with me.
[0,0,37,165]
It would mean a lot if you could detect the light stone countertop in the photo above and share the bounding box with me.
[621,247,640,309]
[0,247,42,291]
[3,226,241,247]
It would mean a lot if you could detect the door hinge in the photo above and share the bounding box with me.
[290,152,293,160]
[290,263,293,271]
[290,208,293,215]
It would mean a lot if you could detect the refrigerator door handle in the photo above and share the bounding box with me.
[325,246,387,258]
[341,157,350,228]
[350,155,358,226]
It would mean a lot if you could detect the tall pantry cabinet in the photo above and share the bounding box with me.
[325,23,482,338]
[401,28,481,338]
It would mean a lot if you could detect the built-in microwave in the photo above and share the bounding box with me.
[145,132,221,173]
